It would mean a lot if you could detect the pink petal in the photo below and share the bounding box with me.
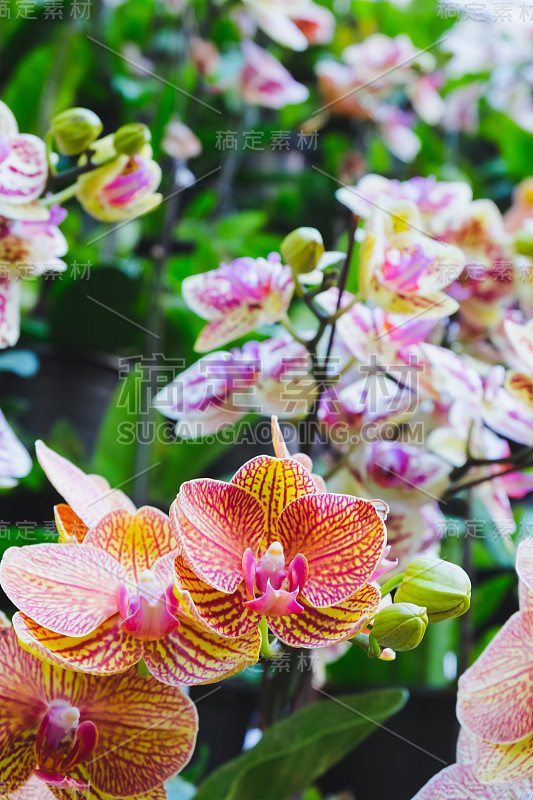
[171,480,265,593]
[277,493,386,608]
[457,610,533,744]
[0,543,126,637]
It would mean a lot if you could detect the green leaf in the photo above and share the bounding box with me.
[194,689,407,800]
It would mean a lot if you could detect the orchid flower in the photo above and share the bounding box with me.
[0,206,67,348]
[438,199,516,330]
[0,507,260,684]
[317,289,436,370]
[171,437,387,648]
[415,540,533,796]
[328,441,449,569]
[359,201,466,318]
[241,0,334,51]
[182,252,294,352]
[412,727,533,798]
[502,318,533,409]
[455,538,533,785]
[75,135,162,222]
[35,439,137,543]
[0,624,197,796]
[0,409,32,488]
[237,41,309,108]
[336,174,473,225]
[0,101,48,213]
[153,335,315,438]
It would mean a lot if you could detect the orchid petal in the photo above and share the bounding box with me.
[84,507,176,581]
[474,733,533,785]
[231,455,317,544]
[71,670,198,796]
[457,611,533,744]
[517,539,533,611]
[0,543,126,637]
[0,277,20,349]
[0,733,35,795]
[54,504,88,543]
[194,309,264,353]
[505,371,533,410]
[268,583,380,648]
[7,775,57,800]
[411,763,520,799]
[171,480,265,593]
[174,555,260,638]
[0,627,45,755]
[143,618,260,686]
[277,493,386,608]
[12,612,143,675]
[35,441,136,529]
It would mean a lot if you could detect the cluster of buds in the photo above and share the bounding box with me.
[370,557,471,653]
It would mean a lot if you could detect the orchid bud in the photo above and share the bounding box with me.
[514,230,533,257]
[113,123,151,156]
[395,557,471,623]
[50,108,103,155]
[281,227,324,274]
[372,603,428,651]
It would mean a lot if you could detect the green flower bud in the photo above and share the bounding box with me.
[514,230,533,256]
[372,603,428,651]
[281,227,325,274]
[113,123,151,156]
[50,108,103,156]
[395,557,471,623]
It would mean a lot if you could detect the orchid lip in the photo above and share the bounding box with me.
[34,701,98,785]
[118,569,180,641]
[242,543,308,617]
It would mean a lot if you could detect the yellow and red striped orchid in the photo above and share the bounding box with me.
[0,506,260,684]
[0,625,197,797]
[35,439,137,543]
[455,538,533,785]
[171,432,387,649]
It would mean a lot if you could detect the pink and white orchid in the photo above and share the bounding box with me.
[358,201,466,319]
[182,252,294,352]
[0,624,197,797]
[171,446,387,648]
[153,335,315,438]
[0,507,260,684]
[0,205,67,348]
[0,409,31,488]
[241,0,334,51]
[0,101,48,213]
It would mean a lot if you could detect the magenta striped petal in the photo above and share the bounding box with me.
[35,440,136,529]
[457,610,533,744]
[267,583,380,648]
[0,543,126,637]
[517,538,533,611]
[0,134,48,204]
[12,612,143,675]
[171,480,265,593]
[143,619,260,686]
[277,493,386,608]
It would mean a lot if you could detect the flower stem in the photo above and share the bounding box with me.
[41,183,79,207]
[259,617,279,659]
[380,573,404,598]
